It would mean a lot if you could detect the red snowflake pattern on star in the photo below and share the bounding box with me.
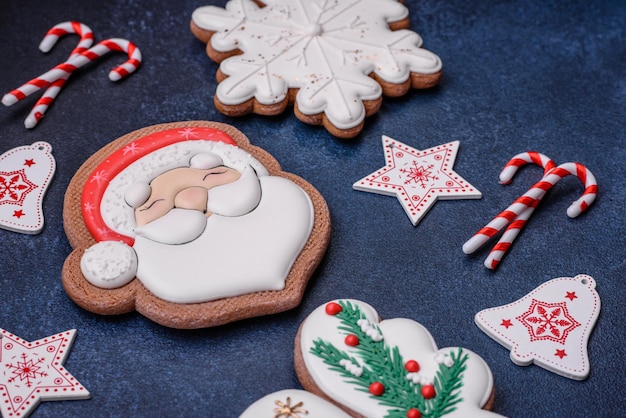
[6,353,48,387]
[516,299,581,345]
[0,328,90,417]
[400,160,439,189]
[0,169,38,205]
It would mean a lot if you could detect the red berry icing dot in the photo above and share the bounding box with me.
[344,334,359,346]
[407,408,422,418]
[369,381,385,396]
[325,302,343,315]
[421,384,436,399]
[405,359,420,373]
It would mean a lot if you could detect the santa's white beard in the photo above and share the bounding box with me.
[134,208,207,245]
[131,176,314,304]
[133,166,262,245]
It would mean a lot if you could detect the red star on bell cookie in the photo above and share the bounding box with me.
[353,136,481,225]
[475,274,601,380]
[0,329,90,417]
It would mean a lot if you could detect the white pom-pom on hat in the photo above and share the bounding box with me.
[189,152,223,169]
[80,241,138,289]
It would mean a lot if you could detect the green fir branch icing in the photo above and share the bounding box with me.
[310,300,469,418]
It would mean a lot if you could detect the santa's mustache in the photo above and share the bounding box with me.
[134,166,262,245]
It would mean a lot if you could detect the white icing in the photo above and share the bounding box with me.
[124,182,152,208]
[192,0,442,130]
[300,300,505,418]
[100,140,269,238]
[357,318,384,342]
[189,151,223,169]
[406,372,432,386]
[134,208,208,245]
[339,359,364,377]
[95,139,315,304]
[132,176,313,303]
[239,389,351,418]
[80,241,137,288]
[205,166,261,216]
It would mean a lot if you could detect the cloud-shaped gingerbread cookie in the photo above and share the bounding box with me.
[62,121,330,328]
[295,300,504,417]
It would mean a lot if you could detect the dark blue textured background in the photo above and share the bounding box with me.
[1,0,624,416]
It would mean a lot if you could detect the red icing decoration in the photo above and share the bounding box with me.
[368,381,385,396]
[325,302,343,315]
[404,359,420,373]
[407,408,422,418]
[344,334,359,347]
[421,384,436,399]
[81,127,237,245]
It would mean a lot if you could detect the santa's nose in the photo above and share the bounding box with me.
[174,187,208,212]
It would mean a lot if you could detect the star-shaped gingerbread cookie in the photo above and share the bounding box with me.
[353,136,481,225]
[0,328,89,417]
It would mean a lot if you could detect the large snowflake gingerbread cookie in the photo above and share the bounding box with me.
[191,0,442,138]
[295,300,504,417]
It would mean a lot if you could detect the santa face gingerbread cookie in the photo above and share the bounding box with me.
[62,121,330,329]
[190,0,442,138]
[295,300,504,418]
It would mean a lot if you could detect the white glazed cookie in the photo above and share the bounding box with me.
[475,274,600,380]
[295,300,504,418]
[62,121,331,329]
[190,0,442,138]
[239,389,351,418]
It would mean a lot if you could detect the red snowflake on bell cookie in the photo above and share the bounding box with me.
[517,299,580,344]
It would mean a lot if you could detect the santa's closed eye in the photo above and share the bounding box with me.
[202,168,227,181]
[140,198,164,212]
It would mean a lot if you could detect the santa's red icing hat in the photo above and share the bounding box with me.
[79,126,269,289]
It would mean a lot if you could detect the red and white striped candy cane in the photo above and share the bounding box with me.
[484,152,556,269]
[463,161,597,257]
[2,38,142,106]
[499,151,556,184]
[24,22,95,129]
[38,21,94,56]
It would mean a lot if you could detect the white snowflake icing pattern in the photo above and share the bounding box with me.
[192,0,442,130]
